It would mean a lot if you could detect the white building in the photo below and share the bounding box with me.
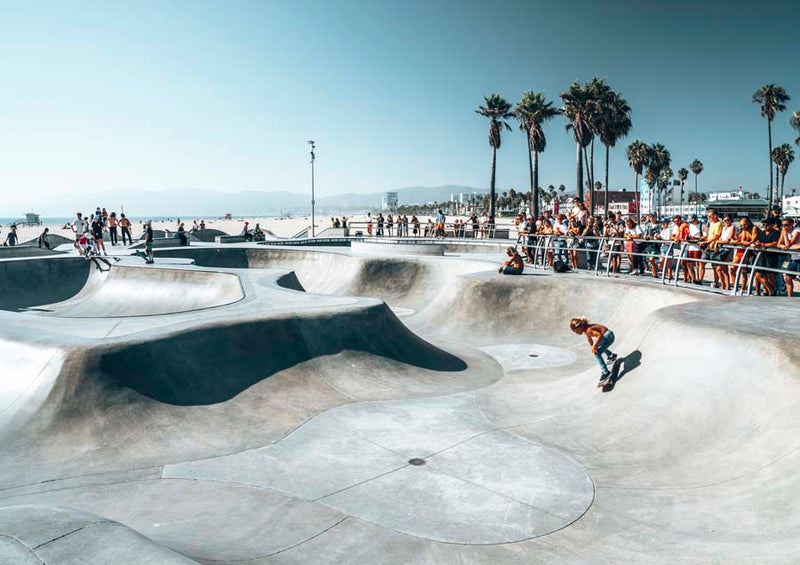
[381,191,398,211]
[783,194,800,218]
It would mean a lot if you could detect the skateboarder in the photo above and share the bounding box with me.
[133,221,155,264]
[569,318,619,387]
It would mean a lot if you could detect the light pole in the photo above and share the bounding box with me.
[308,140,315,237]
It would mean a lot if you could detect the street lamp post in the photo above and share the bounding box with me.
[307,140,316,238]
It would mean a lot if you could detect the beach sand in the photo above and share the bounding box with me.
[4,213,517,247]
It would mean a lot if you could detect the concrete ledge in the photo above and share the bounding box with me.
[351,240,444,256]
[130,238,189,249]
[216,235,247,244]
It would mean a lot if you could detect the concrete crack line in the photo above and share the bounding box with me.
[31,521,109,550]
[194,517,350,563]
[313,463,410,503]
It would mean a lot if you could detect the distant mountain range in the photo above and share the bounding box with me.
[6,185,488,217]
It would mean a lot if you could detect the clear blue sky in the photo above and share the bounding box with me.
[1,0,798,204]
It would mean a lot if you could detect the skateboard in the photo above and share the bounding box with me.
[597,358,622,388]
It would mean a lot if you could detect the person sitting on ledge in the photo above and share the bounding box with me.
[499,246,524,275]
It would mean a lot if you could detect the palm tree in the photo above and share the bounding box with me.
[753,85,791,206]
[772,143,795,202]
[515,91,559,217]
[646,143,671,217]
[560,82,594,201]
[657,166,673,216]
[595,88,632,214]
[626,140,649,221]
[690,159,704,216]
[476,94,514,220]
[792,110,800,146]
[678,167,689,210]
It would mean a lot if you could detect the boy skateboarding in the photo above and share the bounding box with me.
[569,318,619,387]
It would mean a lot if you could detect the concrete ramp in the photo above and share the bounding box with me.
[34,264,244,317]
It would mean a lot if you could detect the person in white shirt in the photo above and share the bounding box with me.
[658,218,676,281]
[714,214,737,290]
[553,213,569,263]
[71,212,88,252]
[778,217,800,297]
[623,218,644,274]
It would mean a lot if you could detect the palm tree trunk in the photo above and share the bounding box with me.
[604,144,610,215]
[775,165,780,204]
[768,119,774,206]
[490,146,497,220]
[576,143,583,201]
[527,137,535,217]
[781,171,786,202]
[634,172,639,223]
[694,173,698,217]
[533,150,540,218]
[582,145,592,210]
[680,180,684,211]
[590,137,595,196]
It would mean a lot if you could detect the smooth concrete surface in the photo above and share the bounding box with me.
[0,244,799,563]
[351,240,445,256]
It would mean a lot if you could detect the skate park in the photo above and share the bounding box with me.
[1,239,799,564]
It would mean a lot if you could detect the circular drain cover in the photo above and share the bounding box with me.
[408,458,426,466]
[529,354,539,357]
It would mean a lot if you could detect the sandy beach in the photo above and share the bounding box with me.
[3,213,517,247]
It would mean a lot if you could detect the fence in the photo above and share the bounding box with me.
[514,233,799,297]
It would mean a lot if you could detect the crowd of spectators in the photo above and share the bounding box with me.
[516,200,800,296]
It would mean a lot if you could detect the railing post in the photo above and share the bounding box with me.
[746,250,761,296]
[661,241,674,284]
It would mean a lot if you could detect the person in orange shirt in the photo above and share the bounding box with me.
[730,216,759,292]
[671,215,694,283]
[698,207,722,286]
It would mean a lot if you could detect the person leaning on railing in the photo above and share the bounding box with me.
[713,214,737,291]
[751,218,781,296]
[658,219,675,281]
[623,218,644,276]
[671,216,695,284]
[730,216,759,293]
[697,208,722,287]
[604,217,622,273]
[778,217,800,298]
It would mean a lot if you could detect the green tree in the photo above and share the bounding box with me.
[772,143,795,201]
[515,91,559,218]
[791,110,800,146]
[677,167,689,209]
[753,84,791,206]
[626,140,649,220]
[690,159,704,215]
[560,82,594,201]
[476,94,514,220]
[595,86,632,214]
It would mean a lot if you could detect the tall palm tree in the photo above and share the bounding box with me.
[626,140,649,221]
[560,82,593,202]
[678,167,689,210]
[514,91,559,218]
[690,159,704,216]
[595,88,632,214]
[753,85,791,206]
[657,166,673,215]
[772,143,795,201]
[647,143,671,217]
[792,110,800,146]
[476,94,514,220]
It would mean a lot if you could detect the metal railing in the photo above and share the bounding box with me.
[514,233,800,297]
[318,221,509,240]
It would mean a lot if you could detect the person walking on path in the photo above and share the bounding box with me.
[570,317,619,386]
[3,225,18,246]
[119,214,132,245]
